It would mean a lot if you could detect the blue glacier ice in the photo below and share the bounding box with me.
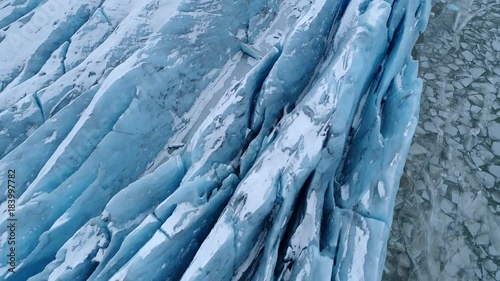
[0,0,430,280]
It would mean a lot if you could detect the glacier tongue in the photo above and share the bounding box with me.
[0,0,430,280]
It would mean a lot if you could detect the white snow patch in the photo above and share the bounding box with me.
[49,212,70,230]
[48,224,104,281]
[341,184,350,201]
[377,181,385,197]
[348,223,369,280]
[161,202,199,237]
[183,222,233,274]
[137,231,168,259]
[44,131,57,144]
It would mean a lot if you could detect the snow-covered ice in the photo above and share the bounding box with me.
[0,0,431,280]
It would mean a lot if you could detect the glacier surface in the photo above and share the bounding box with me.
[0,0,430,280]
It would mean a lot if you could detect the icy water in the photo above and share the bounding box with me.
[384,0,500,280]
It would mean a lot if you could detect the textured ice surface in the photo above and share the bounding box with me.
[384,0,500,280]
[0,0,430,280]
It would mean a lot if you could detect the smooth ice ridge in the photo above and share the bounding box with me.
[0,0,430,280]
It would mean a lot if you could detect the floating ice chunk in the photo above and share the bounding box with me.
[487,122,500,141]
[461,50,474,62]
[446,4,460,12]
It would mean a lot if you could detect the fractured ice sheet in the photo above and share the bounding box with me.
[384,0,500,280]
[0,0,430,280]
